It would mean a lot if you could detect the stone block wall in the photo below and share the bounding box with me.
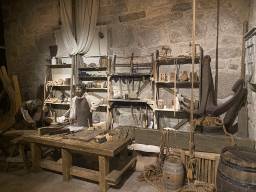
[2,0,59,101]
[1,0,252,132]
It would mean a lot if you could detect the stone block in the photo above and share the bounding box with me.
[198,0,217,10]
[217,72,241,99]
[100,3,128,16]
[169,22,207,43]
[139,27,162,47]
[218,47,241,59]
[136,12,183,27]
[110,24,135,47]
[119,11,146,22]
[228,64,239,70]
[171,2,192,12]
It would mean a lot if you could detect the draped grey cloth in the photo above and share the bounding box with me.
[59,0,99,83]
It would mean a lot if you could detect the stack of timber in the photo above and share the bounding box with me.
[0,66,22,131]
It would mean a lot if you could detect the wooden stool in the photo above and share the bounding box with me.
[5,136,30,173]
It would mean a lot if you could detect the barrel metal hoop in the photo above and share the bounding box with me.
[163,179,182,186]
[164,160,182,167]
[164,163,183,170]
[163,168,184,175]
[217,170,256,190]
[164,184,179,190]
[220,156,256,173]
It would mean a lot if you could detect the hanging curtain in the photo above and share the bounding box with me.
[59,0,99,83]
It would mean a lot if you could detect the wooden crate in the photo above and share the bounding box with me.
[180,150,220,184]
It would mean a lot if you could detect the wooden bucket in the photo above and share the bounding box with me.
[216,146,256,192]
[163,156,184,190]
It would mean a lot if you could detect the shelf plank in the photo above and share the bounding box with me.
[79,76,107,80]
[46,64,71,68]
[45,102,70,105]
[154,108,183,112]
[108,99,147,103]
[156,81,200,88]
[157,56,200,65]
[79,67,107,71]
[110,74,151,77]
[86,88,107,91]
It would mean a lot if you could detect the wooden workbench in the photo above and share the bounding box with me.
[22,131,132,192]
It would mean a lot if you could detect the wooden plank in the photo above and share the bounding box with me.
[106,157,136,186]
[2,130,35,136]
[0,67,16,131]
[215,156,220,184]
[40,160,62,172]
[204,159,208,183]
[61,148,72,182]
[12,75,22,112]
[173,118,189,130]
[184,151,220,160]
[63,129,107,142]
[180,149,185,164]
[70,166,99,182]
[19,143,29,173]
[31,143,42,173]
[212,160,215,184]
[99,156,110,192]
[238,107,248,137]
[208,160,212,184]
[38,127,64,136]
[133,128,255,154]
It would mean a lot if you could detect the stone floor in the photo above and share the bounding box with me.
[0,156,161,192]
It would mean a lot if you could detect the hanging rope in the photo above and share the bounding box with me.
[187,0,197,180]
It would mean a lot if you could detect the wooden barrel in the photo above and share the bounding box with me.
[216,146,256,192]
[163,156,184,190]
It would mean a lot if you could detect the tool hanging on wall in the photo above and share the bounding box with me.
[119,78,123,98]
[174,59,177,116]
[130,53,134,75]
[136,78,150,97]
[126,78,130,94]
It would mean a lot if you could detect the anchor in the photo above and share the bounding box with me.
[179,55,246,118]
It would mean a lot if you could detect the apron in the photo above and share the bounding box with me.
[75,97,92,127]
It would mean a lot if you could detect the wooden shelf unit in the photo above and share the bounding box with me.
[153,47,203,129]
[44,63,74,122]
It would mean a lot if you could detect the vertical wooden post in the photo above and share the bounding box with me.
[99,156,110,192]
[215,156,220,184]
[31,143,42,173]
[61,148,72,182]
[18,143,29,174]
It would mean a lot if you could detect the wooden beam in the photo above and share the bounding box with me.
[99,156,110,192]
[132,128,254,154]
[12,75,22,112]
[70,166,99,182]
[31,143,42,173]
[173,118,189,130]
[40,160,62,172]
[61,148,72,182]
[106,157,136,186]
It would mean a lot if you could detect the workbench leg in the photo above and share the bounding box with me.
[31,143,42,173]
[19,143,29,174]
[61,148,72,182]
[99,156,110,192]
